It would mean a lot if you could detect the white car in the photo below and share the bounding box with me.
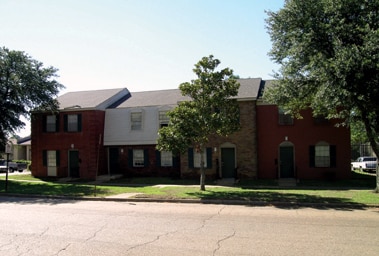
[351,156,377,172]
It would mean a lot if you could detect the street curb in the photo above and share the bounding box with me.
[0,193,378,209]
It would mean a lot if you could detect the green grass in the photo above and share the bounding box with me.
[0,170,378,208]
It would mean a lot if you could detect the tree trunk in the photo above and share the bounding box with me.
[361,114,379,192]
[200,146,206,191]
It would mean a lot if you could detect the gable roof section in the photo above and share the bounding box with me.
[57,88,130,110]
[117,89,190,108]
[235,78,262,100]
[116,78,263,108]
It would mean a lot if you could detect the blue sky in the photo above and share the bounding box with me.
[1,0,284,136]
[2,0,283,94]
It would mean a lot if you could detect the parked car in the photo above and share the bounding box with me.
[351,156,377,172]
[0,159,26,173]
[0,159,7,172]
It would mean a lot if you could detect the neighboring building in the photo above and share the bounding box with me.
[256,81,351,180]
[31,79,351,181]
[0,137,31,162]
[31,88,130,179]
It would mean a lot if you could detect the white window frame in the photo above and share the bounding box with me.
[131,112,142,130]
[133,149,144,167]
[47,150,57,176]
[315,142,330,167]
[161,151,173,167]
[194,150,207,168]
[159,111,170,128]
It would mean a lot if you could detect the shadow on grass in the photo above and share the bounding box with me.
[186,190,368,210]
[0,180,109,204]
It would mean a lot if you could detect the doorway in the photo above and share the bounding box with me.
[279,144,294,178]
[69,150,80,178]
[221,148,236,178]
[109,147,120,174]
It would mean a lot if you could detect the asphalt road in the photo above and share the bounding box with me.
[0,197,378,256]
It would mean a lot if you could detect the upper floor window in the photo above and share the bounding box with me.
[45,115,58,132]
[313,115,329,125]
[159,111,170,128]
[131,112,142,130]
[64,114,82,132]
[278,108,293,125]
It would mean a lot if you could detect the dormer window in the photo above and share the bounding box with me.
[159,111,169,128]
[131,112,142,130]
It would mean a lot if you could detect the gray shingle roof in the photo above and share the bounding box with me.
[117,78,263,108]
[57,88,130,110]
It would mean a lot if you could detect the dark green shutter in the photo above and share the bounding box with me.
[55,115,60,132]
[43,150,47,166]
[77,114,82,132]
[43,116,47,132]
[173,155,180,168]
[56,150,60,166]
[64,115,68,132]
[188,148,194,168]
[206,147,212,169]
[144,149,149,167]
[128,149,133,167]
[309,146,315,167]
[330,145,336,167]
[156,151,161,167]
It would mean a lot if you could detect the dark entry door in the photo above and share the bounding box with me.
[221,148,235,178]
[69,150,80,178]
[280,146,294,178]
[109,147,120,174]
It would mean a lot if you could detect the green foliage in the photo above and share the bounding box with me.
[157,55,240,155]
[0,47,64,147]
[265,0,379,163]
[156,55,240,190]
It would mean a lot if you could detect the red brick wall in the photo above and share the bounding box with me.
[256,105,351,179]
[31,110,107,179]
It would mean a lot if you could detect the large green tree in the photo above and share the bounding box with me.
[265,0,379,191]
[157,55,240,191]
[0,47,64,148]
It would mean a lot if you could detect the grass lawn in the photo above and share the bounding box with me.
[0,170,378,207]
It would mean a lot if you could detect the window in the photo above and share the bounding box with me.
[160,151,173,166]
[194,150,207,168]
[310,142,336,168]
[188,148,213,169]
[314,115,329,125]
[47,150,57,167]
[43,150,60,176]
[278,108,293,125]
[46,115,58,132]
[131,112,142,130]
[159,111,170,128]
[133,149,144,167]
[315,144,330,167]
[64,114,82,132]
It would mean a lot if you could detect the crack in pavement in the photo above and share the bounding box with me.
[55,243,72,256]
[213,230,236,255]
[196,206,226,231]
[125,228,180,253]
